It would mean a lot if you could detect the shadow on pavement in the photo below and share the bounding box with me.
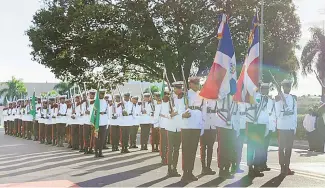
[197,177,226,187]
[260,175,285,187]
[72,154,159,176]
[76,163,161,187]
[137,176,169,187]
[165,181,189,187]
[224,175,254,187]
[0,151,149,179]
[295,150,324,157]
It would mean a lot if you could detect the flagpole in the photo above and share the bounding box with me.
[259,0,264,82]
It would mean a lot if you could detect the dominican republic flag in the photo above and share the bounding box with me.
[199,14,237,100]
[233,14,260,103]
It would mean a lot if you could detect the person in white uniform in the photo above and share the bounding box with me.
[120,93,133,153]
[201,99,218,175]
[234,102,246,173]
[129,96,141,149]
[174,79,198,182]
[151,92,161,152]
[139,93,154,150]
[33,97,42,141]
[215,94,236,179]
[103,94,112,149]
[275,79,297,176]
[25,98,34,140]
[94,89,109,158]
[83,90,96,154]
[110,94,122,152]
[71,95,83,150]
[56,95,68,147]
[39,100,47,144]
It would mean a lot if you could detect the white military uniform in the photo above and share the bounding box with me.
[204,99,218,130]
[120,100,135,126]
[275,93,297,131]
[184,89,205,132]
[99,99,109,126]
[56,102,68,124]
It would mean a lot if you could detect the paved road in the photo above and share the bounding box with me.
[1,128,325,187]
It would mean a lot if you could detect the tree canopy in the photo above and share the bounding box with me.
[27,0,301,87]
[0,77,28,105]
[300,27,325,97]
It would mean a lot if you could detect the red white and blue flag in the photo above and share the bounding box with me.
[199,14,237,100]
[233,14,260,103]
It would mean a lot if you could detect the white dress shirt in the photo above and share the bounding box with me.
[204,99,218,130]
[215,95,233,129]
[275,93,297,131]
[184,89,204,130]
[99,99,109,126]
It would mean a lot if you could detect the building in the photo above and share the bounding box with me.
[0,82,57,103]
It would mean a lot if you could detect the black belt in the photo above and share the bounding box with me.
[189,106,201,111]
[100,112,107,115]
[207,109,217,113]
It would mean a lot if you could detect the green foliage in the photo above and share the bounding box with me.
[144,85,160,93]
[54,82,74,95]
[27,0,300,87]
[0,77,28,105]
[301,27,325,95]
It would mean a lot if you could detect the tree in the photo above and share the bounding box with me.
[27,0,300,87]
[0,77,28,105]
[144,85,160,94]
[54,82,74,95]
[301,27,325,98]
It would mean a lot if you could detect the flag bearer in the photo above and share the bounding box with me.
[215,94,236,179]
[140,93,154,150]
[83,90,96,154]
[25,99,33,140]
[200,99,218,175]
[33,97,42,141]
[94,89,108,158]
[39,100,47,144]
[234,102,246,173]
[12,101,18,137]
[275,79,297,176]
[246,83,272,177]
[180,77,204,182]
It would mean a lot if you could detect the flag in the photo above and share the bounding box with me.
[90,89,100,137]
[30,92,36,120]
[233,13,260,103]
[199,14,237,100]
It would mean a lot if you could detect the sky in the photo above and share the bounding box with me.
[0,0,324,96]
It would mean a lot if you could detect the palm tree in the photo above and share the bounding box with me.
[0,77,28,105]
[301,27,325,100]
[54,82,74,95]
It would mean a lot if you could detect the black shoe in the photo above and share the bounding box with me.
[188,172,198,181]
[88,149,94,154]
[262,166,271,171]
[181,172,189,182]
[248,169,255,177]
[79,149,84,153]
[254,169,264,177]
[205,168,216,175]
[94,151,99,158]
[287,168,295,175]
[124,149,130,153]
[98,153,104,157]
[67,145,72,148]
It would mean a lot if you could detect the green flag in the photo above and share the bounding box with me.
[160,80,165,99]
[30,92,36,121]
[90,89,100,135]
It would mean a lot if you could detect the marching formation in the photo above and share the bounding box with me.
[1,76,298,183]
